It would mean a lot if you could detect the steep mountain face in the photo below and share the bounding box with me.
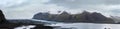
[75,11,91,22]
[54,11,72,22]
[32,11,115,23]
[89,12,114,23]
[74,11,114,23]
[0,10,7,23]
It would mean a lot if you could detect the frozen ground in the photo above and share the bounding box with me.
[49,23,120,29]
[14,25,36,29]
[11,19,120,29]
[14,23,120,29]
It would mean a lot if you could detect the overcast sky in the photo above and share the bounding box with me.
[0,0,120,19]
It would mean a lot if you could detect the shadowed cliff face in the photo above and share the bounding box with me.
[79,11,114,23]
[0,10,7,23]
[32,11,115,23]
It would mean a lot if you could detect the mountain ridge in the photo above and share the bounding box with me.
[32,11,115,23]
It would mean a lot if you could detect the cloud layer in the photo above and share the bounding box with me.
[48,0,120,17]
[0,0,120,19]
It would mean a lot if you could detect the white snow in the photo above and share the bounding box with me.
[14,25,36,29]
[49,23,120,29]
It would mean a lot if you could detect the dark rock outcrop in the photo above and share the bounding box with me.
[0,10,8,23]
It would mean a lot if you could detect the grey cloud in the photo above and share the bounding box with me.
[0,0,31,9]
[105,0,120,5]
[7,2,30,8]
[47,0,120,8]
[2,0,120,19]
[110,9,120,13]
[7,0,31,8]
[4,0,49,8]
